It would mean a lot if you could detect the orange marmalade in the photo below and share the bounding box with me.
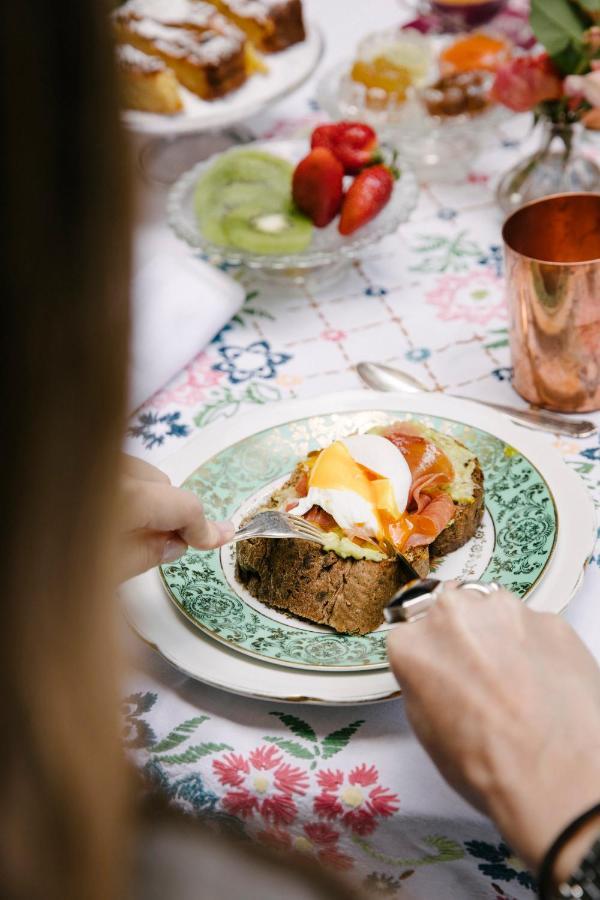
[439,33,510,75]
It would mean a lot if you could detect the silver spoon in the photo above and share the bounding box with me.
[357,362,596,439]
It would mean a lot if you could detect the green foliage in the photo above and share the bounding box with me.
[530,0,589,74]
[321,720,366,759]
[157,742,233,766]
[149,716,209,753]
[263,737,316,760]
[269,712,318,743]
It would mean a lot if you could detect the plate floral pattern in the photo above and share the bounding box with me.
[160,410,556,671]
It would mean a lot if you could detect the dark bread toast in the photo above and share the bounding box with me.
[236,446,484,635]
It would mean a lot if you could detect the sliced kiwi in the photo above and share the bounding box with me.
[222,202,313,255]
[199,183,286,245]
[195,150,292,217]
[193,148,313,254]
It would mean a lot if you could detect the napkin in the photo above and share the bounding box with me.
[129,232,244,411]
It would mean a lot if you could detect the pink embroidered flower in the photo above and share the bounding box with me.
[313,764,399,836]
[150,352,223,409]
[213,745,309,826]
[321,328,347,342]
[467,172,489,185]
[257,822,353,871]
[425,271,506,326]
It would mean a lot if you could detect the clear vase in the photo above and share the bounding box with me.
[496,118,600,215]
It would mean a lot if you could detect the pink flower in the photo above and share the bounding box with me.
[213,746,309,826]
[313,764,399,836]
[565,62,600,108]
[150,352,223,409]
[257,822,354,871]
[425,271,506,326]
[491,54,563,113]
[321,328,347,342]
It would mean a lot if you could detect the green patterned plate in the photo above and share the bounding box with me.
[160,409,557,672]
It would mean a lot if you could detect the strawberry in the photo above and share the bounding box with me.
[338,164,396,236]
[292,147,344,228]
[311,122,380,174]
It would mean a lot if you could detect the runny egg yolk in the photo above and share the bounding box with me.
[308,441,402,539]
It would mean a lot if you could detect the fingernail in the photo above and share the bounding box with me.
[161,538,187,563]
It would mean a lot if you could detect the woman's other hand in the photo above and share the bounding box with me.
[116,455,234,581]
[387,585,600,879]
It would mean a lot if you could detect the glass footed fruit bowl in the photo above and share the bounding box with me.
[167,139,419,284]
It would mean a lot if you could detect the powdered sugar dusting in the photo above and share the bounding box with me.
[124,18,242,65]
[216,0,291,25]
[118,0,244,43]
[117,43,166,72]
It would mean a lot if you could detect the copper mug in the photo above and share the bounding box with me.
[502,193,600,413]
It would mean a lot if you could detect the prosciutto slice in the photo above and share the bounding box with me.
[383,423,456,549]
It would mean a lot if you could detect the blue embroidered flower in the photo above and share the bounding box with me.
[145,760,219,814]
[465,840,536,891]
[308,97,320,111]
[128,410,190,449]
[212,340,291,384]
[405,347,431,363]
[479,244,504,277]
[211,321,234,344]
[581,445,600,461]
[501,138,520,149]
[491,367,513,382]
[365,285,388,296]
[438,207,458,221]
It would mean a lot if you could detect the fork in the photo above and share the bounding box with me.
[229,510,420,581]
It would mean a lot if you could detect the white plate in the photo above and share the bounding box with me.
[121,390,597,704]
[122,23,323,136]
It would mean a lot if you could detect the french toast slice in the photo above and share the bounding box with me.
[114,1,248,100]
[207,0,305,53]
[116,44,183,114]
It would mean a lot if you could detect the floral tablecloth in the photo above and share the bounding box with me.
[124,2,600,896]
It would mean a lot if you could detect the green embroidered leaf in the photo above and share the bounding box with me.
[263,737,316,760]
[245,290,260,303]
[321,720,365,759]
[246,382,282,404]
[149,716,209,753]
[269,712,318,743]
[194,400,240,428]
[157,742,232,765]
[484,338,509,349]
[530,0,588,71]
[352,834,464,867]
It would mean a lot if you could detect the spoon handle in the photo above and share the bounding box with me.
[453,396,596,438]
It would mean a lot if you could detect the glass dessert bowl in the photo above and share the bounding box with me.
[168,139,419,286]
[317,27,511,181]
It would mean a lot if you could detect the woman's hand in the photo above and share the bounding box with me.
[387,585,600,880]
[116,455,234,582]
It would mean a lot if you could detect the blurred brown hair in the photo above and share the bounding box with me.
[0,2,132,898]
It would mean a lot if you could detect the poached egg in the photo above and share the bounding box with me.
[292,433,412,541]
